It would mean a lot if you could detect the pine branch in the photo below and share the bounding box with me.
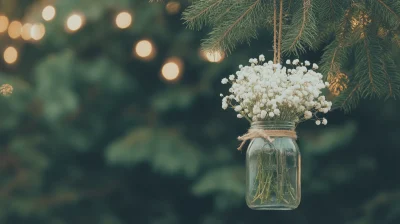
[381,54,400,99]
[200,0,266,53]
[354,34,388,98]
[381,60,393,97]
[367,0,400,28]
[363,38,377,93]
[376,0,400,19]
[182,0,225,30]
[282,0,318,55]
[319,40,348,80]
[333,83,361,112]
[289,0,310,49]
[212,0,260,49]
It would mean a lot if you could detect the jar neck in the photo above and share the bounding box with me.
[250,121,295,131]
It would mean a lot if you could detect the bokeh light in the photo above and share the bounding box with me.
[115,12,132,29]
[166,1,181,14]
[134,40,155,59]
[8,20,22,39]
[21,23,32,40]
[161,58,183,81]
[3,46,18,64]
[31,23,46,41]
[0,15,9,33]
[200,50,225,63]
[66,14,84,32]
[42,5,56,21]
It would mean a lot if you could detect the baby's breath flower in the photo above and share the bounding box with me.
[312,63,319,70]
[269,112,275,118]
[220,55,331,125]
[322,118,327,125]
[304,111,312,119]
[235,105,242,112]
[316,120,321,125]
[260,110,267,119]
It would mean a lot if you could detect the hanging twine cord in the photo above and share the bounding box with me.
[273,0,277,64]
[237,129,297,151]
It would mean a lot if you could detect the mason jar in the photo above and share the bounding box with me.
[245,121,301,210]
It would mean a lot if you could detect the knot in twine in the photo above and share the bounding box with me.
[237,129,297,151]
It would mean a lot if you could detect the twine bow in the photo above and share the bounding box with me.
[237,129,297,151]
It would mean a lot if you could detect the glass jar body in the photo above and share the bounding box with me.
[245,121,301,210]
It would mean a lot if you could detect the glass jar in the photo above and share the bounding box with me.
[246,121,301,210]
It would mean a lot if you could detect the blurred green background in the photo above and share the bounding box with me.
[0,0,400,223]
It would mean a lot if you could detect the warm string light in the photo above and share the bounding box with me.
[1,7,187,83]
[4,46,18,64]
[31,23,46,41]
[134,39,155,60]
[42,5,56,21]
[328,72,349,96]
[161,57,183,81]
[21,23,32,40]
[0,15,9,33]
[166,1,181,15]
[200,50,225,63]
[66,14,84,32]
[8,20,22,39]
[115,11,133,29]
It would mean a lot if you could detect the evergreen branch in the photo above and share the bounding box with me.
[187,0,223,23]
[333,83,361,112]
[376,0,400,20]
[363,38,377,93]
[278,0,284,63]
[215,0,240,22]
[329,48,339,73]
[341,84,360,109]
[329,0,335,19]
[319,40,348,80]
[354,34,388,98]
[182,0,225,29]
[212,0,261,50]
[288,0,311,51]
[380,54,400,99]
[282,0,318,55]
[287,0,293,13]
[381,60,393,97]
[200,0,266,52]
[367,0,400,28]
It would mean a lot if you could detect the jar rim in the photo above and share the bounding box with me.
[250,120,296,130]
[251,120,295,125]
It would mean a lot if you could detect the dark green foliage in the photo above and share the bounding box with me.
[1,1,400,224]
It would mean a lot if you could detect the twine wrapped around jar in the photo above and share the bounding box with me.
[237,129,297,151]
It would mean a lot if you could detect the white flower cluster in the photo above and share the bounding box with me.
[220,55,332,125]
